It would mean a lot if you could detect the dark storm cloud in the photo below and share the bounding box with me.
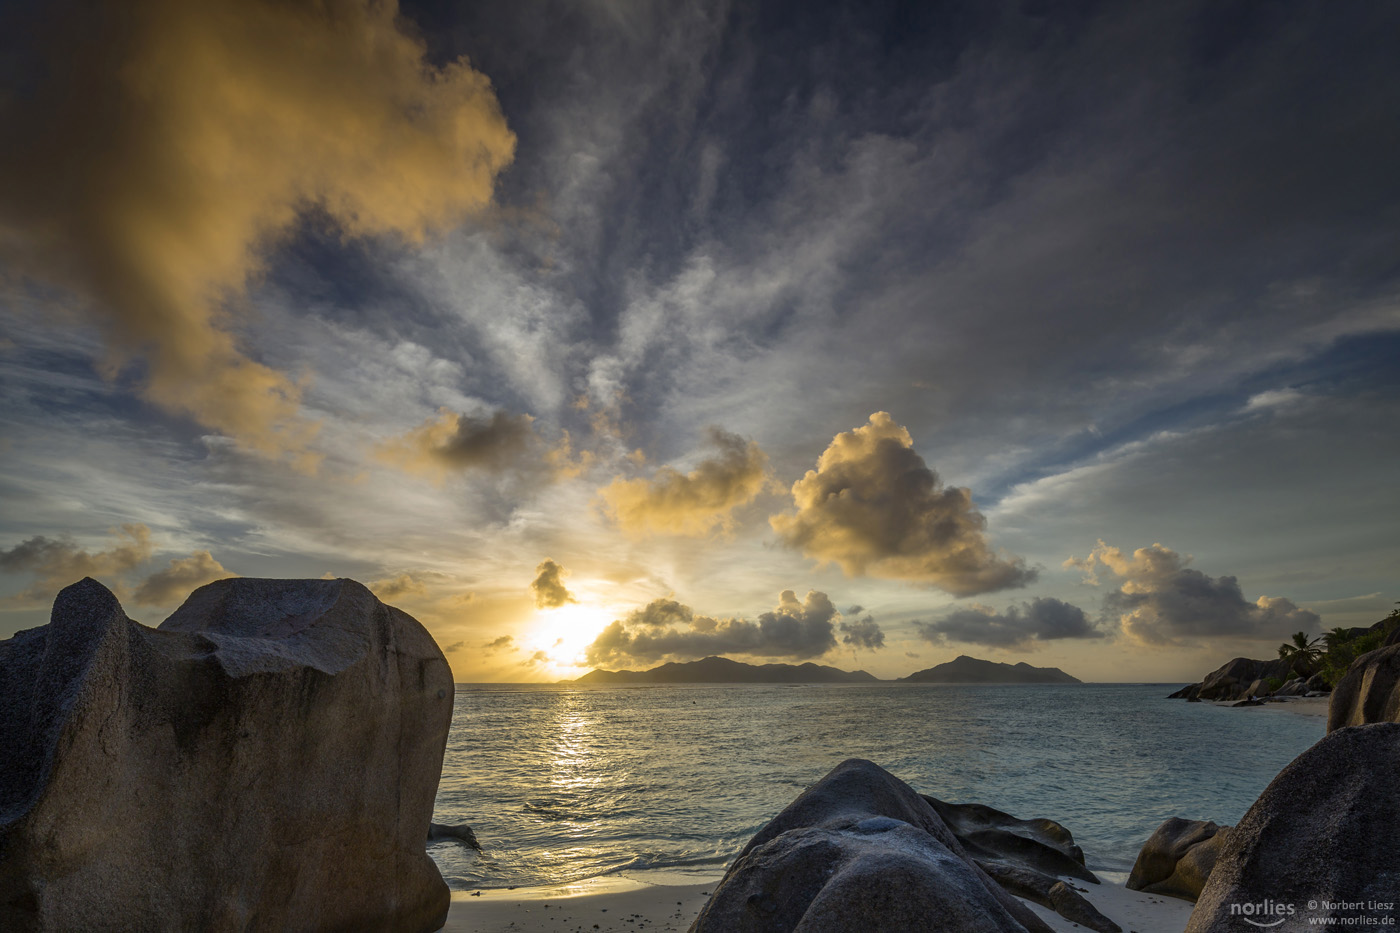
[771,413,1035,595]
[586,589,878,666]
[916,597,1103,649]
[530,559,577,609]
[1068,541,1321,646]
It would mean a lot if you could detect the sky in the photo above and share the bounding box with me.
[0,0,1396,683]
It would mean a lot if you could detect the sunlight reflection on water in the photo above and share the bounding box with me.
[429,683,1323,890]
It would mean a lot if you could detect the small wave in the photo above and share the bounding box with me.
[521,801,579,821]
[596,850,734,877]
[521,799,642,823]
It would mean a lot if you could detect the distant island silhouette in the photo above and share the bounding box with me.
[899,655,1081,684]
[572,656,878,684]
[569,654,1079,684]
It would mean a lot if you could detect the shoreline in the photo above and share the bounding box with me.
[1021,871,1194,933]
[1210,695,1328,718]
[440,876,715,933]
[438,870,1198,933]
[437,689,1328,932]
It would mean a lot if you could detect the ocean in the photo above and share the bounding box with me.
[428,683,1323,891]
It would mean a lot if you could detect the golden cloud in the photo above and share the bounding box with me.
[377,409,538,480]
[770,412,1034,595]
[133,550,236,606]
[0,524,154,604]
[0,0,515,460]
[367,571,430,603]
[544,429,599,480]
[600,428,770,536]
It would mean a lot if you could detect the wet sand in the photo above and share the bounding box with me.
[437,870,1196,932]
[439,877,713,933]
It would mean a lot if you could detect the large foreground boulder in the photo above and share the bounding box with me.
[1126,818,1231,902]
[1186,723,1400,932]
[0,577,454,933]
[689,759,1055,933]
[1327,643,1400,731]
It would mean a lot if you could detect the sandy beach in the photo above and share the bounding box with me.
[1021,871,1194,933]
[440,877,715,933]
[439,869,1199,933]
[1213,695,1329,718]
[1259,696,1329,718]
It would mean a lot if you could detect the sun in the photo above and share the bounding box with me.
[525,602,616,674]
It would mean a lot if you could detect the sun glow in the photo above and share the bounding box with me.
[524,601,616,676]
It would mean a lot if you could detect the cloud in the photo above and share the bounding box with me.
[585,589,879,666]
[1067,540,1321,646]
[0,0,514,459]
[443,641,465,654]
[481,635,515,655]
[623,598,694,628]
[0,524,154,603]
[601,428,770,536]
[544,429,599,480]
[132,550,235,606]
[378,409,538,479]
[915,597,1103,649]
[368,571,429,602]
[770,413,1035,595]
[839,615,885,651]
[1244,388,1306,411]
[530,559,577,609]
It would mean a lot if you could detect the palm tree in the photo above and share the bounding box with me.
[1323,626,1354,650]
[1278,631,1323,675]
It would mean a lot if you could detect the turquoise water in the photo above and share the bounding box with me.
[428,683,1323,890]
